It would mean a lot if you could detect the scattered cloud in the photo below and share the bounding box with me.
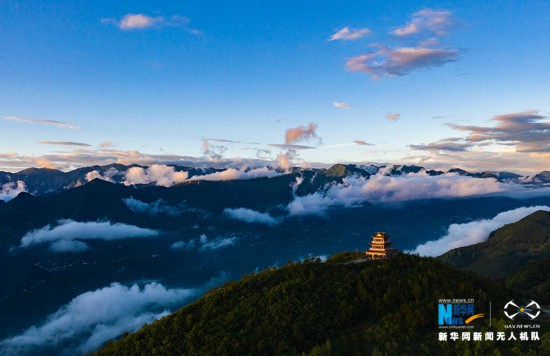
[333,102,352,109]
[18,219,160,253]
[0,181,27,202]
[328,27,372,41]
[385,113,401,121]
[124,164,188,187]
[285,122,322,145]
[346,45,459,79]
[0,282,197,354]
[223,208,281,226]
[333,9,460,79]
[4,116,79,130]
[38,141,91,147]
[409,138,473,152]
[354,140,374,146]
[404,111,550,174]
[449,111,550,153]
[410,206,550,256]
[123,197,183,216]
[202,138,229,162]
[391,9,457,37]
[198,233,236,251]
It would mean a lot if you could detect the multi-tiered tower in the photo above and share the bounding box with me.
[365,232,398,260]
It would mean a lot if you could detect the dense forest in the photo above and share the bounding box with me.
[96,253,549,355]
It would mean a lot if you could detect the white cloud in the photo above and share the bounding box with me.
[0,181,27,202]
[85,167,122,183]
[328,27,372,41]
[124,164,188,187]
[223,208,281,226]
[171,240,195,250]
[287,171,536,216]
[410,206,550,256]
[0,282,197,354]
[119,14,162,29]
[198,233,236,251]
[189,167,281,181]
[123,197,182,216]
[333,102,352,109]
[18,220,159,252]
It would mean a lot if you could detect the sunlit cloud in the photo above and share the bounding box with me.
[38,141,91,147]
[328,27,372,41]
[354,140,374,146]
[99,141,113,148]
[101,13,201,34]
[4,116,79,130]
[333,102,352,109]
[391,9,457,37]
[449,110,550,153]
[347,45,459,79]
[285,122,322,144]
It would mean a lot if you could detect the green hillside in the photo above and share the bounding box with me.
[96,254,548,355]
[439,210,550,280]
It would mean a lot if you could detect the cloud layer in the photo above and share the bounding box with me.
[189,167,281,181]
[0,181,27,202]
[410,205,550,256]
[19,220,159,252]
[286,171,531,216]
[0,282,197,354]
[391,9,456,37]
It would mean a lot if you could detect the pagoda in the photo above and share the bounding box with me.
[365,232,398,260]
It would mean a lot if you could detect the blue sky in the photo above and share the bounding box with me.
[1,0,549,173]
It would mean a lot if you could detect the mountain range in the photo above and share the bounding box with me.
[0,163,549,354]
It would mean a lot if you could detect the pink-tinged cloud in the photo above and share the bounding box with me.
[38,141,91,147]
[333,102,352,109]
[346,45,459,78]
[391,9,457,37]
[285,122,321,144]
[4,116,79,130]
[354,140,374,146]
[449,110,550,153]
[328,27,372,41]
[386,113,400,121]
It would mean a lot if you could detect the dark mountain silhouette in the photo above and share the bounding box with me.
[95,254,547,355]
[438,210,550,281]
